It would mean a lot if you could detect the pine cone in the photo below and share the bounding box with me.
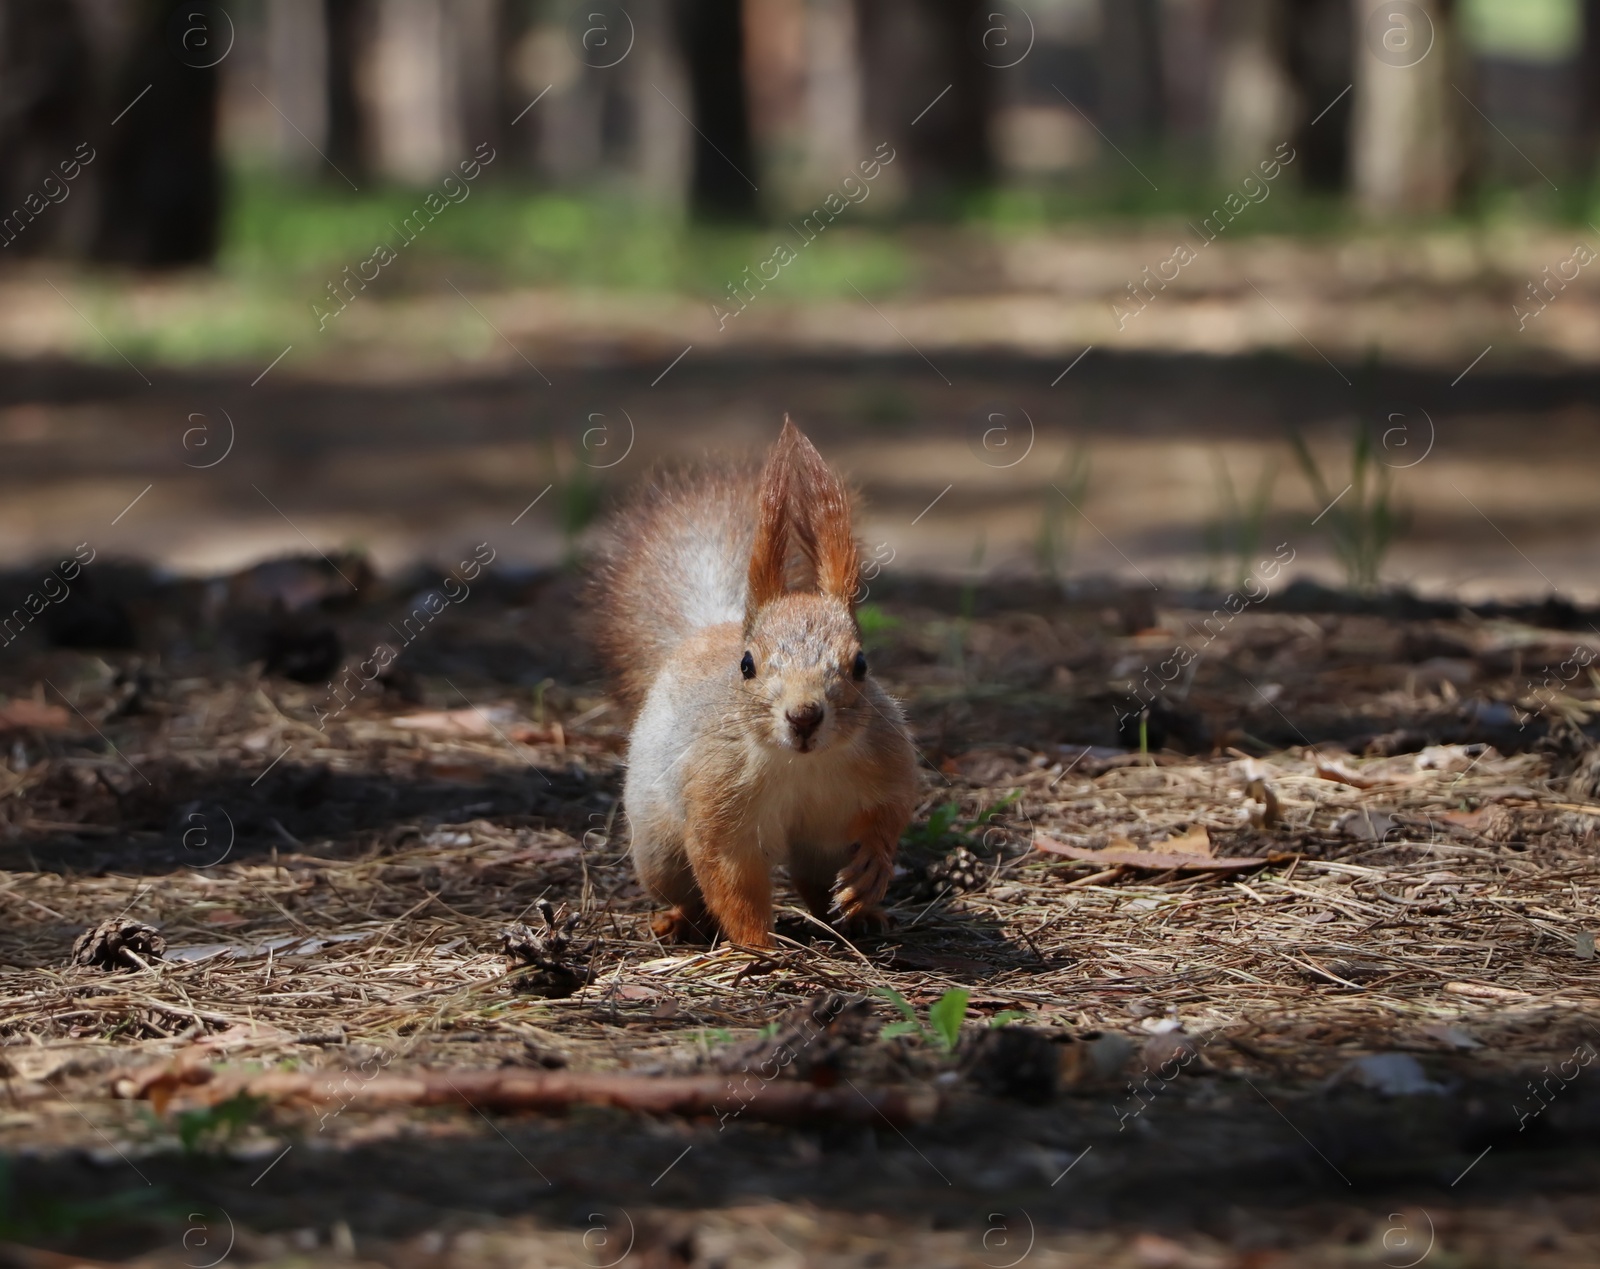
[927,845,984,892]
[1475,805,1524,843]
[69,919,165,971]
[1536,714,1592,764]
[499,900,591,998]
[1568,747,1600,803]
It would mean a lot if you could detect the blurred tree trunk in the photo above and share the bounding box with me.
[366,0,462,182]
[1286,0,1354,190]
[631,1,693,207]
[454,0,501,159]
[1159,0,1217,146]
[1213,0,1296,178]
[325,0,370,180]
[91,0,221,266]
[802,0,864,189]
[675,0,759,219]
[266,0,329,176]
[0,1,93,256]
[744,0,864,209]
[1577,0,1600,181]
[1100,0,1164,144]
[857,0,995,206]
[743,0,809,202]
[1350,0,1463,215]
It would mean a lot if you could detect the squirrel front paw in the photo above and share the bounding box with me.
[835,841,894,919]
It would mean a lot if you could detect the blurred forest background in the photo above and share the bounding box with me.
[3,0,1598,269]
[1,0,1600,595]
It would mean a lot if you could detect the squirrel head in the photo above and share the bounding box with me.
[740,418,869,756]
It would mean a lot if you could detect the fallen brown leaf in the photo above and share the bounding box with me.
[391,706,563,746]
[1159,826,1213,857]
[1316,759,1377,789]
[0,698,71,732]
[1034,834,1268,872]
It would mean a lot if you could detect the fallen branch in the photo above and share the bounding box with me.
[121,1061,938,1127]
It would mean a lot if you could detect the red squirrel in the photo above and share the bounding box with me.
[589,418,917,948]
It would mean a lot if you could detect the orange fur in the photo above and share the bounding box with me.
[782,417,860,605]
[586,419,918,949]
[745,420,798,631]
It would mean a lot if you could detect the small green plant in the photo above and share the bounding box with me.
[876,987,921,1038]
[856,602,902,650]
[874,986,971,1054]
[903,790,1021,851]
[971,789,1021,825]
[545,437,607,567]
[908,801,962,849]
[947,534,987,673]
[175,1092,266,1156]
[531,676,555,723]
[1202,452,1277,590]
[1037,444,1091,583]
[1290,421,1409,594]
[927,988,970,1052]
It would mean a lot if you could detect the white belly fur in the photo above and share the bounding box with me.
[746,733,871,863]
[625,660,870,865]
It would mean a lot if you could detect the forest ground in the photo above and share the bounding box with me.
[2,228,1600,1265]
[3,529,1600,1266]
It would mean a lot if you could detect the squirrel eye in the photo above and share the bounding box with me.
[740,651,756,680]
[852,651,867,681]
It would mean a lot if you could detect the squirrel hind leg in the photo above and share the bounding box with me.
[635,836,716,943]
[651,903,716,944]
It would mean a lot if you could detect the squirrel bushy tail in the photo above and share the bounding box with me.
[587,419,856,716]
[587,464,760,715]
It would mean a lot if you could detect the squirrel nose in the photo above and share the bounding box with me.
[785,702,825,740]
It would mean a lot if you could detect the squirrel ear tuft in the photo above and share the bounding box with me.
[746,419,800,626]
[783,421,859,606]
